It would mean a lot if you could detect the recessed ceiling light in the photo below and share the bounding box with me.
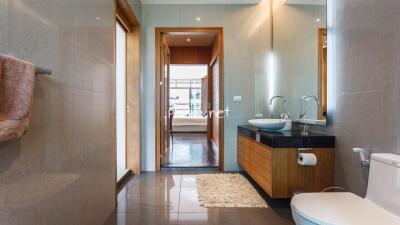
[196,17,201,21]
[316,18,321,22]
[96,17,101,21]
[186,38,191,42]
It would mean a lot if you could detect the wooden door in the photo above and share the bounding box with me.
[207,66,213,142]
[160,36,170,165]
[210,58,220,150]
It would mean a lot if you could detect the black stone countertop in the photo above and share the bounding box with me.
[238,125,335,148]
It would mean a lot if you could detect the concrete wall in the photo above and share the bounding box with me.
[0,0,116,224]
[307,0,400,196]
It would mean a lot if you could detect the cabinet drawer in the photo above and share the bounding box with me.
[251,148,272,169]
[238,152,251,170]
[251,158,272,182]
[237,136,251,171]
[238,135,273,196]
[253,143,272,161]
[250,166,272,195]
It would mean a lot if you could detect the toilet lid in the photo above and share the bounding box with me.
[291,192,400,225]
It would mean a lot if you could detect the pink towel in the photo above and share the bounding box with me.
[0,54,35,142]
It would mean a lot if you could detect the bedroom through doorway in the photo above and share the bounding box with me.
[155,28,224,169]
[166,65,216,167]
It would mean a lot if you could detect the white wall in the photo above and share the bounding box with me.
[141,1,272,171]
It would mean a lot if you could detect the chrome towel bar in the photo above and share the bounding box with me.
[35,66,52,75]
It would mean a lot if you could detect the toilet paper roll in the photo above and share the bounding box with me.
[297,153,317,166]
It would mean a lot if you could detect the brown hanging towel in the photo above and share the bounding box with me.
[0,54,35,142]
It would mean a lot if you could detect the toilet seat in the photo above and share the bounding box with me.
[291,192,400,225]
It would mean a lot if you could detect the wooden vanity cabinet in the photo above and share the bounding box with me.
[238,134,334,198]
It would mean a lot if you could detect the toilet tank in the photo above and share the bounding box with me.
[366,153,400,216]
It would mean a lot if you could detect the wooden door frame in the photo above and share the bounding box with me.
[317,28,327,120]
[115,0,141,184]
[155,27,224,171]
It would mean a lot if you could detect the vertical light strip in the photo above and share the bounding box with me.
[267,0,276,113]
[326,0,335,123]
[267,52,275,111]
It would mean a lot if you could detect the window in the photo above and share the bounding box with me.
[169,65,207,117]
[170,79,202,116]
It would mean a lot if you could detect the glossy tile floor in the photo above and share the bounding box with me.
[163,133,218,167]
[105,170,294,225]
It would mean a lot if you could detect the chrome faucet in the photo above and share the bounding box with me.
[301,95,320,105]
[299,95,320,136]
[269,95,287,105]
[300,112,309,136]
[300,95,319,119]
[269,95,289,119]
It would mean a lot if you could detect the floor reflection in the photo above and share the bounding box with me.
[164,133,218,167]
[105,170,294,225]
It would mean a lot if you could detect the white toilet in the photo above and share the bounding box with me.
[291,153,400,225]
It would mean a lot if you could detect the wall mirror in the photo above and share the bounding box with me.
[271,0,328,126]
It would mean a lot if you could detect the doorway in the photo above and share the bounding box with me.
[155,28,224,170]
[165,64,216,167]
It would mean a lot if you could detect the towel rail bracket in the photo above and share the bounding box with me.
[35,66,52,75]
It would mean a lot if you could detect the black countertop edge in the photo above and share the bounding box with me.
[238,125,335,148]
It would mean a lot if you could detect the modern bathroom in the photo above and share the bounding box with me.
[0,0,399,225]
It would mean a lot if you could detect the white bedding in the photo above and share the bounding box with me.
[173,116,207,126]
[172,116,207,132]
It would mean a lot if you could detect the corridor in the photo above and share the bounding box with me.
[164,133,218,168]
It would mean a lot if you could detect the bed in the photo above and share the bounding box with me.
[172,116,207,132]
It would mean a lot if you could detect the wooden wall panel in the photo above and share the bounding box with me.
[170,47,211,64]
[126,27,141,175]
[211,35,220,62]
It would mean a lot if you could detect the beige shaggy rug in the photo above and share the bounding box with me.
[196,173,268,208]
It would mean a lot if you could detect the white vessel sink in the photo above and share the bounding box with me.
[248,119,288,130]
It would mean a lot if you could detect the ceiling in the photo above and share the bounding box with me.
[284,0,326,5]
[165,32,217,47]
[142,0,261,4]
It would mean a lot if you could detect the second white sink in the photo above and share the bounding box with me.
[248,119,290,130]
